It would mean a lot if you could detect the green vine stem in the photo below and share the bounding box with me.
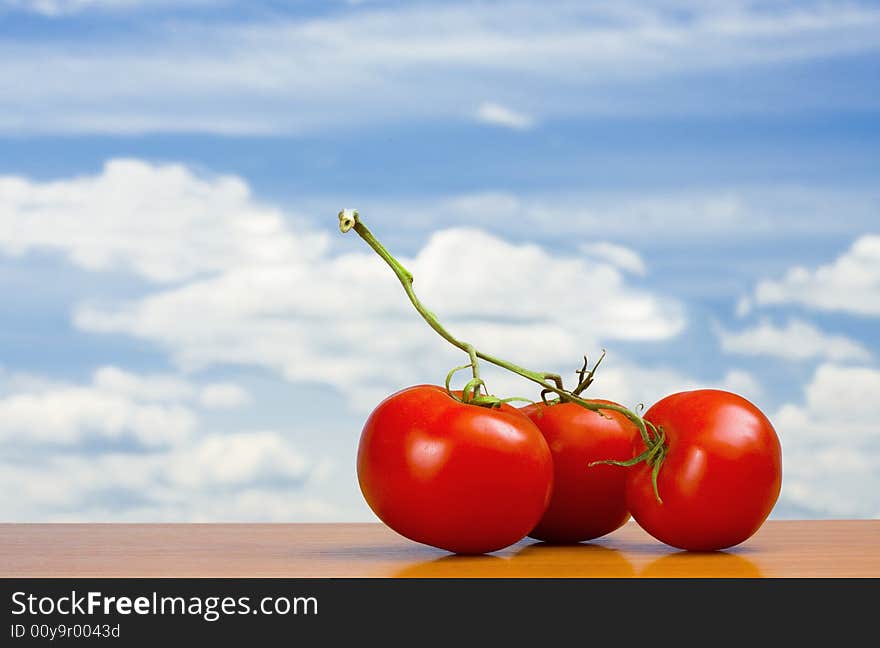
[337,209,666,501]
[338,209,562,390]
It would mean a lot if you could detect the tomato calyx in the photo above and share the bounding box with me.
[444,363,534,410]
[590,420,668,504]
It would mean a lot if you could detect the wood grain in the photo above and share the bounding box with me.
[1,520,877,578]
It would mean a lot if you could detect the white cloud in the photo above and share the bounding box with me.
[580,242,646,276]
[773,363,880,518]
[0,431,340,522]
[2,1,879,133]
[0,366,254,446]
[167,431,309,488]
[0,158,324,282]
[735,296,753,317]
[94,367,250,409]
[717,369,764,400]
[0,363,346,521]
[413,228,682,341]
[198,383,251,409]
[475,102,534,130]
[93,366,196,402]
[718,318,872,362]
[753,235,880,316]
[800,364,880,428]
[0,371,197,447]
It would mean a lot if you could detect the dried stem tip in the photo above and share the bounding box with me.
[338,209,359,233]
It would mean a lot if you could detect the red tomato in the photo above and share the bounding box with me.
[357,385,553,554]
[628,389,782,552]
[521,399,639,543]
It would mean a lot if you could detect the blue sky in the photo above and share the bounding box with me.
[0,0,878,522]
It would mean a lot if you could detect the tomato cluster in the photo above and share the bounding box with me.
[358,386,782,554]
[341,209,783,555]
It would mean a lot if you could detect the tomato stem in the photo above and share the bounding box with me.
[337,209,660,460]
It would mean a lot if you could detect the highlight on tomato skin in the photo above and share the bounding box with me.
[520,399,639,544]
[625,389,782,552]
[357,384,554,555]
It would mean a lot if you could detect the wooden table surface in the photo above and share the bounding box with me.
[1,520,877,578]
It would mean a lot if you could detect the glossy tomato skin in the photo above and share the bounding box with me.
[628,389,782,552]
[358,385,553,554]
[521,400,638,543]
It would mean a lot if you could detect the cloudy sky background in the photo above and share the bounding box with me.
[0,0,878,522]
